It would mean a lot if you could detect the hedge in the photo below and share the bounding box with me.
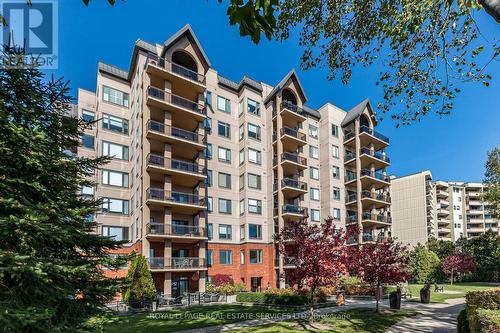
[236,292,309,305]
[457,309,470,333]
[464,288,500,333]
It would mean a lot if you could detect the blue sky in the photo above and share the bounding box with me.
[54,1,499,182]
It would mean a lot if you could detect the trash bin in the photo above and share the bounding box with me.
[389,292,401,309]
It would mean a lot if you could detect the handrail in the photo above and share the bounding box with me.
[147,120,204,144]
[281,127,306,141]
[360,169,391,183]
[281,152,307,166]
[359,125,390,143]
[147,86,205,115]
[146,223,206,237]
[148,257,207,269]
[280,101,305,115]
[147,154,206,175]
[361,191,391,203]
[282,204,307,215]
[147,55,206,84]
[282,178,308,191]
[146,188,206,207]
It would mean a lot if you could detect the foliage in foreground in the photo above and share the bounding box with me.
[407,245,441,284]
[0,46,123,331]
[123,255,156,307]
[484,147,500,219]
[464,288,500,333]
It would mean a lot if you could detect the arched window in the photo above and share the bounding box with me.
[360,114,370,128]
[282,88,297,105]
[172,50,197,73]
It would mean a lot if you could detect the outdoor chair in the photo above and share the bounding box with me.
[434,284,444,293]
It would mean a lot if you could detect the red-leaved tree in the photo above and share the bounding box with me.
[442,254,475,285]
[348,240,409,312]
[275,217,350,306]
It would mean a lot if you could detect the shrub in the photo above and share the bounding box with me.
[338,276,373,296]
[236,289,309,305]
[407,246,441,284]
[457,309,470,333]
[465,288,500,332]
[205,282,246,294]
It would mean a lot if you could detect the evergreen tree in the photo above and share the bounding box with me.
[0,46,124,332]
[123,255,156,307]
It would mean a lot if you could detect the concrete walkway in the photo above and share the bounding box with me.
[386,298,465,333]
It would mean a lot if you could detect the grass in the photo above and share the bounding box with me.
[226,308,416,332]
[388,282,498,303]
[91,304,305,333]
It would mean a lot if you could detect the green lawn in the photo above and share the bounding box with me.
[90,304,304,333]
[227,308,415,333]
[389,282,498,303]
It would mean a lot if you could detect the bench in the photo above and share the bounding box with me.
[434,284,444,293]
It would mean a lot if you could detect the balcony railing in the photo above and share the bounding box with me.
[147,223,206,237]
[362,234,373,242]
[362,212,392,223]
[359,125,390,144]
[281,152,307,166]
[345,171,357,182]
[147,86,205,115]
[282,204,307,215]
[282,178,308,191]
[346,215,358,224]
[147,154,206,175]
[360,147,390,163]
[281,127,306,141]
[147,120,204,145]
[281,101,305,116]
[345,150,356,161]
[344,131,355,141]
[146,188,206,207]
[148,257,207,269]
[345,193,357,203]
[275,256,297,266]
[147,55,205,84]
[361,191,391,203]
[360,169,391,183]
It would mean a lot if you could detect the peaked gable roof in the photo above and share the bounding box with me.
[341,98,377,127]
[162,24,211,69]
[264,69,307,104]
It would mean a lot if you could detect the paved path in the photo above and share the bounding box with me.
[386,298,465,333]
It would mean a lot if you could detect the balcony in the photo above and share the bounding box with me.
[344,150,356,165]
[345,171,357,184]
[346,215,358,225]
[146,223,207,240]
[438,227,452,234]
[344,131,356,144]
[436,208,450,217]
[280,127,307,151]
[280,152,308,174]
[279,101,307,122]
[281,178,308,197]
[436,190,449,198]
[146,55,206,93]
[282,204,307,218]
[358,125,390,149]
[360,169,390,189]
[275,256,297,268]
[146,120,205,155]
[345,193,357,205]
[362,234,374,242]
[146,86,206,124]
[148,257,207,271]
[361,191,391,209]
[359,147,390,169]
[147,154,206,186]
[362,212,391,226]
[437,218,451,225]
[146,188,206,214]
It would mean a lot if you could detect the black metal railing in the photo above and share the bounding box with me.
[361,191,391,203]
[148,257,207,269]
[146,223,206,237]
[147,86,205,115]
[282,204,307,215]
[281,152,307,166]
[281,127,306,141]
[281,101,305,116]
[147,120,204,144]
[146,188,206,207]
[147,55,206,83]
[282,178,308,191]
[359,125,390,144]
[360,169,391,183]
[147,154,206,175]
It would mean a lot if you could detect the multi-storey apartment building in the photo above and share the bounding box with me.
[391,172,499,246]
[76,25,392,297]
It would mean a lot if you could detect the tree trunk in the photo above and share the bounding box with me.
[310,287,315,321]
[479,0,500,23]
[451,269,454,285]
[375,282,380,312]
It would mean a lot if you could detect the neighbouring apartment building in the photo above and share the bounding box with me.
[76,24,392,296]
[391,171,499,247]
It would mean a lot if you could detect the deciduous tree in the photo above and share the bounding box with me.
[484,147,500,219]
[442,254,476,284]
[407,245,441,284]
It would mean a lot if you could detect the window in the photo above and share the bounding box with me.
[205,91,212,106]
[247,173,262,189]
[332,166,340,179]
[309,146,319,159]
[219,199,232,214]
[239,124,245,140]
[247,99,260,115]
[311,209,320,222]
[218,172,231,189]
[248,148,261,164]
[239,101,244,116]
[217,96,231,113]
[103,86,129,107]
[333,208,341,220]
[239,149,245,165]
[249,224,262,239]
[308,125,318,139]
[207,197,213,212]
[219,224,232,240]
[240,225,245,240]
[205,144,213,159]
[102,226,128,241]
[240,199,245,215]
[333,187,341,200]
[103,114,128,134]
[247,123,261,140]
[206,170,213,187]
[248,199,262,214]
[102,170,129,187]
[218,121,230,138]
[331,124,339,137]
[219,250,232,264]
[82,109,95,123]
[218,147,231,163]
[102,198,129,215]
[310,167,319,180]
[310,188,320,201]
[81,134,94,149]
[249,250,263,264]
[240,250,245,264]
[207,223,213,239]
[207,250,213,266]
[81,185,94,196]
[102,141,129,160]
[332,145,340,158]
[204,117,212,134]
[239,174,245,190]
